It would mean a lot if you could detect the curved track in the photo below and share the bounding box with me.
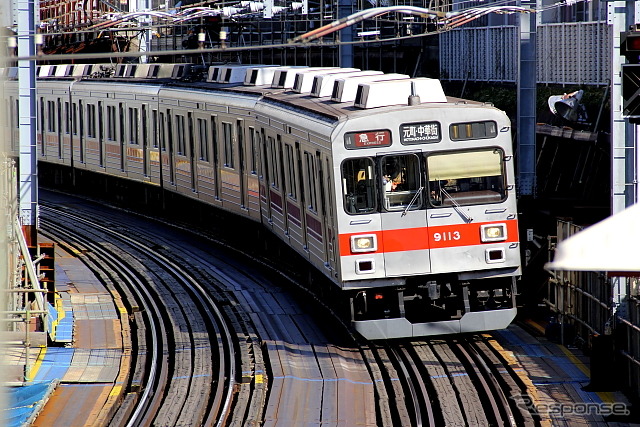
[41,191,540,426]
[41,204,236,426]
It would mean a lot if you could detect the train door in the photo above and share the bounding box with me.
[378,152,431,276]
[319,153,338,272]
[237,119,247,209]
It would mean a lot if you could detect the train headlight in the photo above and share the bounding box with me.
[481,223,507,242]
[351,234,377,253]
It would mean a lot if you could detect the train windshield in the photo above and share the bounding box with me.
[341,148,506,214]
[342,158,377,214]
[380,154,423,212]
[426,148,506,207]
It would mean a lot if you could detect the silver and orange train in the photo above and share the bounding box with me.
[6,63,521,339]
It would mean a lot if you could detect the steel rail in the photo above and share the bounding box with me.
[41,205,236,425]
[456,340,518,427]
[39,216,167,426]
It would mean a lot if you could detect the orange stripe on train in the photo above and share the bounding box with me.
[339,220,519,256]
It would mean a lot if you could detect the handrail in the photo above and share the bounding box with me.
[15,217,46,313]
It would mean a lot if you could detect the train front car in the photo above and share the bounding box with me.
[335,79,521,340]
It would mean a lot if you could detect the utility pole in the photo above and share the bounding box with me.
[17,0,38,246]
[517,0,536,197]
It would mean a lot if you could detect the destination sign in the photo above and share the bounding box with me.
[344,130,392,149]
[399,121,441,144]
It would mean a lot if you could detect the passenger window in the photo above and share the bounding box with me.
[380,154,423,211]
[427,148,506,207]
[342,158,376,214]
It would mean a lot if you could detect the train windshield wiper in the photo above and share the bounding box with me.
[401,186,424,217]
[440,187,473,223]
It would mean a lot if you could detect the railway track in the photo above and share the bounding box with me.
[41,205,236,426]
[40,191,540,426]
[363,336,539,427]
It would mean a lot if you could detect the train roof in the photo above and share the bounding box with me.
[24,63,504,122]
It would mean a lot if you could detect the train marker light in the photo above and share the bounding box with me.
[351,234,377,253]
[622,28,640,64]
[374,293,384,300]
[481,224,507,242]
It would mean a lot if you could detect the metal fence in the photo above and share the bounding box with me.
[439,21,611,86]
[548,219,640,399]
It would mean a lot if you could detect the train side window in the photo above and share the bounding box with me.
[211,116,219,167]
[39,98,44,133]
[72,103,78,135]
[222,121,234,168]
[129,107,139,144]
[119,103,125,170]
[450,121,497,141]
[159,112,166,151]
[268,136,278,188]
[427,148,506,207]
[176,114,185,154]
[152,110,159,148]
[87,104,96,138]
[98,102,104,166]
[304,151,317,212]
[236,120,244,169]
[188,113,194,158]
[284,144,297,200]
[142,105,148,148]
[341,157,376,214]
[79,100,85,163]
[249,127,257,174]
[9,98,16,129]
[197,118,209,161]
[47,100,56,133]
[380,154,423,211]
[106,106,115,140]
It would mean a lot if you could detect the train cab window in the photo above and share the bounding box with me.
[380,154,423,211]
[427,148,506,207]
[342,158,376,214]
